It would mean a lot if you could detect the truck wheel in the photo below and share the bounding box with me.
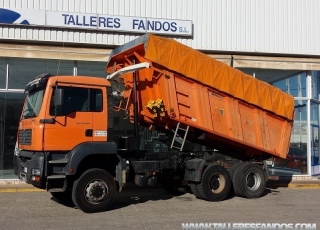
[189,182,202,199]
[229,162,243,179]
[233,163,266,198]
[51,191,72,203]
[229,162,244,196]
[72,169,116,213]
[197,165,231,202]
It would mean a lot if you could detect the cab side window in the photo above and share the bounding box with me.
[49,87,103,116]
[91,89,103,112]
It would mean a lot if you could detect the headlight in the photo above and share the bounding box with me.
[31,169,41,176]
[14,141,21,156]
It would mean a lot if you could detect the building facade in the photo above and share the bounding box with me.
[1,0,320,180]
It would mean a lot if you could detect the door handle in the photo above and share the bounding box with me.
[85,129,93,137]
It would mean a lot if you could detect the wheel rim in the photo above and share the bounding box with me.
[246,172,261,191]
[84,179,108,204]
[209,172,225,194]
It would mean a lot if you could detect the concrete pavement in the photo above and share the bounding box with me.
[0,186,319,229]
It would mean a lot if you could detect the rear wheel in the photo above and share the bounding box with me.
[233,163,266,198]
[197,165,231,201]
[72,169,116,213]
[229,162,244,196]
[229,162,243,180]
[189,182,202,198]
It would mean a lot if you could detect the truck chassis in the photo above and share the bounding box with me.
[19,143,267,213]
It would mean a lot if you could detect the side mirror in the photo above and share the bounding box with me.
[54,88,64,106]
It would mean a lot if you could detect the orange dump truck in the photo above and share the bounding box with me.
[16,34,294,213]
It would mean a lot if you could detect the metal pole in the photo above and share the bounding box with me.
[132,58,139,146]
[6,58,8,90]
[318,93,320,165]
[300,111,302,148]
[73,60,77,76]
[306,72,312,176]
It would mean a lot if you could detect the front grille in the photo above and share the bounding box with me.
[19,129,32,145]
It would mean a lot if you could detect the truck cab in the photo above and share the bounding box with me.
[17,73,121,212]
[19,73,112,153]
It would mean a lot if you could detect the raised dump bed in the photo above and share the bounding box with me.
[106,34,294,160]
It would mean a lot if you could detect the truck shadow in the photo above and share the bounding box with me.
[50,186,274,211]
[110,186,188,210]
[50,186,187,210]
[266,180,291,189]
[111,186,274,209]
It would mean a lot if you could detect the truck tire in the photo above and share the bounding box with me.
[197,165,231,202]
[72,168,116,213]
[229,162,244,196]
[189,182,202,199]
[51,191,72,203]
[229,162,243,180]
[233,163,266,198]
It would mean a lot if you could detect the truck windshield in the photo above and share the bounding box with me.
[22,88,45,119]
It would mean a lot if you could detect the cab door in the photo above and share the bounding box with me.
[43,85,93,151]
[91,87,108,142]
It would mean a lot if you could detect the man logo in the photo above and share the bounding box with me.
[0,8,29,24]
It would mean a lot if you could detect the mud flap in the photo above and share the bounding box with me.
[184,159,206,182]
[116,157,127,191]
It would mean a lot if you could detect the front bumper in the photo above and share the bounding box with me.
[19,152,45,188]
[13,155,21,176]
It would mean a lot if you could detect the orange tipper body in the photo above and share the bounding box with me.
[106,34,294,159]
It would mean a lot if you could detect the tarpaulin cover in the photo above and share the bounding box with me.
[109,34,295,121]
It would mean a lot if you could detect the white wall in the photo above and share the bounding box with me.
[1,0,320,56]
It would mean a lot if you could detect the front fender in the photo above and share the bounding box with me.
[65,142,118,175]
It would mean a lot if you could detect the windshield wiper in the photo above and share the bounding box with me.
[23,114,37,119]
[22,110,37,119]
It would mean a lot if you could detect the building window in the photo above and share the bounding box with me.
[8,58,74,90]
[76,61,107,78]
[272,72,307,97]
[0,57,7,89]
[0,92,25,178]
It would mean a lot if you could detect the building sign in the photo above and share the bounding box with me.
[0,8,192,36]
